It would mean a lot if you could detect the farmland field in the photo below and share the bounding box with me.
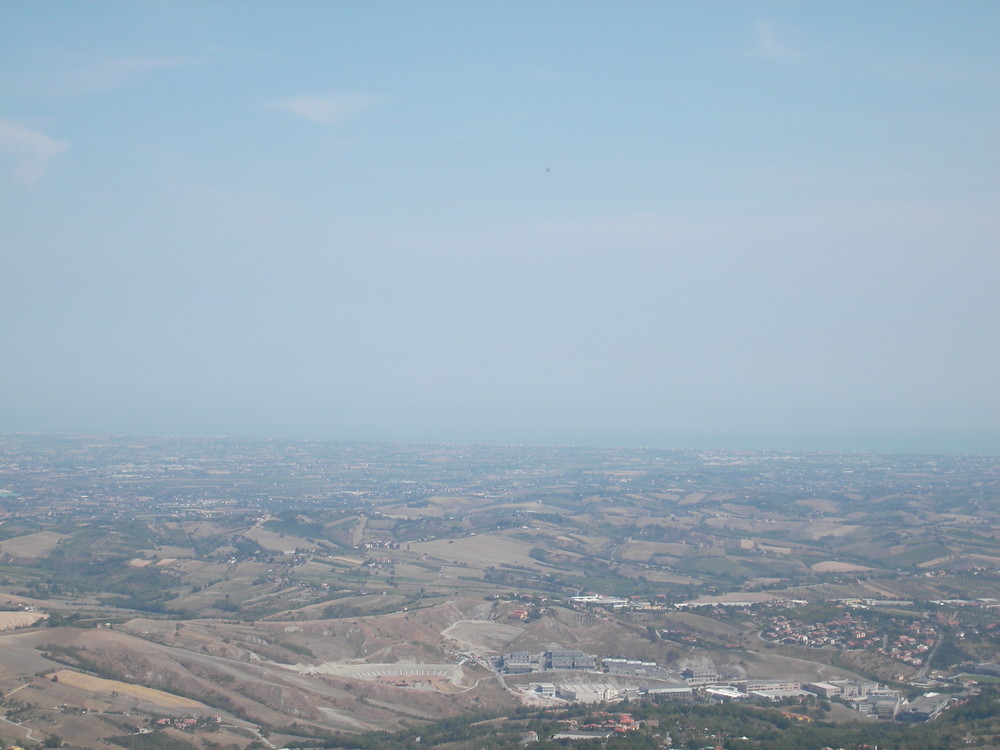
[48,669,205,708]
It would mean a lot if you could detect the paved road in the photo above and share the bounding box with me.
[0,714,37,742]
[916,638,941,680]
[460,649,508,691]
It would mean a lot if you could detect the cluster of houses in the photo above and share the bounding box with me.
[151,715,221,730]
[358,540,399,550]
[551,712,640,739]
[759,611,940,667]
[883,621,939,666]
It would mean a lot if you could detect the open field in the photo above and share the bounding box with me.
[410,533,549,570]
[246,526,321,552]
[441,619,524,650]
[48,669,205,708]
[293,661,467,689]
[0,531,65,559]
[811,561,874,573]
[0,612,46,629]
[618,540,695,562]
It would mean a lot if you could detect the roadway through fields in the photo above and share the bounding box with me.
[0,715,37,743]
[294,661,468,686]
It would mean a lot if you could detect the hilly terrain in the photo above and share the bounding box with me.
[0,435,997,748]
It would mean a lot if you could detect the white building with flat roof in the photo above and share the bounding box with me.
[530,682,556,698]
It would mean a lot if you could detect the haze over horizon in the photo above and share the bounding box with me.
[2,2,998,455]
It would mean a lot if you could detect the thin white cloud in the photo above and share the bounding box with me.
[750,20,808,61]
[0,117,68,186]
[30,56,213,97]
[269,91,385,124]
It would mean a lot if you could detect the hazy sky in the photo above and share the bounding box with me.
[2,2,998,452]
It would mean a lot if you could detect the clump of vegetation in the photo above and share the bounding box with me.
[107,734,198,750]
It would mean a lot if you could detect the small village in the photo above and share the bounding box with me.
[759,610,941,667]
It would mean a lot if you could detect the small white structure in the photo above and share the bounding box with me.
[530,682,556,698]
